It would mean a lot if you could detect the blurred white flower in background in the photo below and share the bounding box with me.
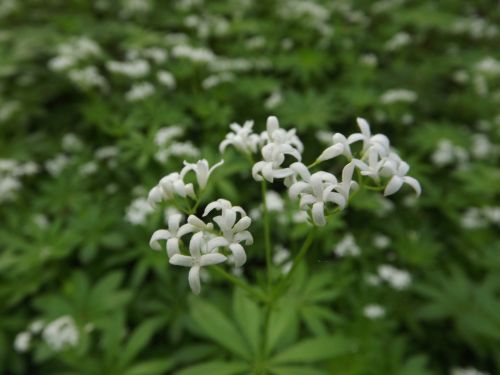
[42,316,79,351]
[373,233,391,249]
[265,90,283,109]
[125,82,155,101]
[14,331,31,353]
[333,233,361,257]
[126,196,155,225]
[380,89,418,104]
[385,32,411,51]
[378,264,412,290]
[451,367,490,375]
[363,304,386,319]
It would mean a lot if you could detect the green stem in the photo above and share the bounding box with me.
[274,228,316,297]
[212,266,267,303]
[261,180,272,289]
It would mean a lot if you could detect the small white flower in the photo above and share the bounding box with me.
[333,233,360,257]
[42,316,79,351]
[451,367,490,375]
[182,159,224,190]
[219,120,261,154]
[155,126,184,146]
[363,304,385,319]
[288,163,346,226]
[169,233,227,294]
[380,89,418,104]
[125,82,155,102]
[126,197,155,225]
[373,234,391,249]
[150,213,196,256]
[148,171,195,206]
[157,70,176,89]
[29,320,45,334]
[382,158,421,197]
[203,199,253,267]
[265,190,284,212]
[378,264,412,290]
[264,90,283,109]
[252,116,303,183]
[14,331,31,353]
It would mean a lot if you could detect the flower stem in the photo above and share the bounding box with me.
[211,266,267,303]
[274,228,316,297]
[261,180,272,289]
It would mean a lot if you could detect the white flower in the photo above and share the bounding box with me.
[373,234,391,249]
[125,82,155,102]
[382,158,421,197]
[107,59,150,78]
[363,304,385,319]
[14,331,31,353]
[349,117,391,156]
[265,190,284,212]
[220,120,261,154]
[253,116,303,182]
[157,70,176,89]
[150,213,196,256]
[126,197,155,225]
[182,159,224,190]
[148,171,195,206]
[62,133,83,152]
[380,89,418,104]
[288,163,346,226]
[264,90,283,109]
[45,154,70,176]
[317,133,355,162]
[29,320,45,334]
[378,265,412,290]
[42,316,79,351]
[155,126,183,146]
[333,233,360,257]
[203,199,253,267]
[451,368,490,375]
[169,233,227,294]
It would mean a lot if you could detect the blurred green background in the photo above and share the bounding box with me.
[1,0,499,374]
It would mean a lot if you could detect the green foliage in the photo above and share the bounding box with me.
[1,0,499,374]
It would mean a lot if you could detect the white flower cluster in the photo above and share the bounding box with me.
[431,139,469,168]
[461,206,500,229]
[333,233,361,257]
[363,304,386,319]
[14,317,79,353]
[380,89,418,104]
[0,159,38,203]
[48,37,107,91]
[451,367,490,375]
[150,199,253,294]
[42,316,79,351]
[154,126,197,165]
[48,37,101,72]
[377,264,412,290]
[221,116,420,226]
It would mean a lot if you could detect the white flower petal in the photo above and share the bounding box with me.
[200,253,227,266]
[312,202,326,226]
[233,216,251,232]
[403,176,422,196]
[228,243,247,267]
[166,238,180,257]
[317,143,344,162]
[384,176,404,196]
[207,236,229,252]
[169,254,195,267]
[149,229,172,250]
[188,265,201,294]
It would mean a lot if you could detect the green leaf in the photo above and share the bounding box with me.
[269,365,330,375]
[233,288,262,356]
[176,361,249,375]
[189,297,251,360]
[123,359,175,375]
[271,335,351,364]
[266,300,299,354]
[120,317,166,366]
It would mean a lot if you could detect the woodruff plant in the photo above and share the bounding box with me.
[147,116,421,296]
